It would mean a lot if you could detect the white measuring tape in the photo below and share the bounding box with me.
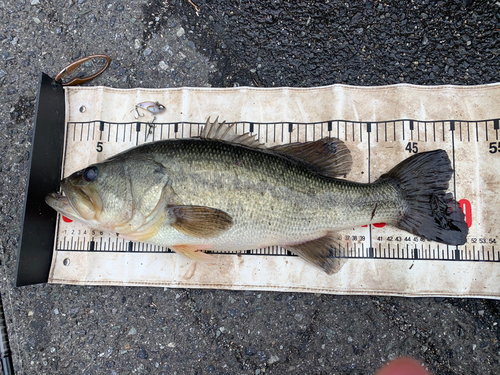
[46,84,500,297]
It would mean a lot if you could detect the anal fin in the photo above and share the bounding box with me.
[283,233,346,275]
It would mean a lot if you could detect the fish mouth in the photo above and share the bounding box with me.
[45,192,82,221]
[46,179,100,221]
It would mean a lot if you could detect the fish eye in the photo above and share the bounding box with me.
[83,166,99,182]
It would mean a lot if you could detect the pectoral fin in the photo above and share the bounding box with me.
[168,205,233,239]
[283,233,346,275]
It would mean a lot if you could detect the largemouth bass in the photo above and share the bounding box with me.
[46,119,468,274]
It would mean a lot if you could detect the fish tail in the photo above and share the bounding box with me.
[377,150,468,245]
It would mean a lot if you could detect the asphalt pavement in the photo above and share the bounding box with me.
[1,0,500,374]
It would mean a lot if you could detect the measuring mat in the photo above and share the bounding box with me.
[30,82,500,297]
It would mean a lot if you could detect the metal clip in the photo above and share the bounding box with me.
[55,54,111,86]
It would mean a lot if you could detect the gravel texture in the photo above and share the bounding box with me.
[0,0,499,374]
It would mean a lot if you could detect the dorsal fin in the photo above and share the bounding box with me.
[200,117,264,148]
[200,118,352,177]
[270,137,353,177]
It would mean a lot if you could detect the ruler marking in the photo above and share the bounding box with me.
[475,122,479,142]
[449,120,455,131]
[136,123,141,145]
[450,119,460,259]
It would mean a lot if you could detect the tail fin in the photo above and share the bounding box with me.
[377,150,468,245]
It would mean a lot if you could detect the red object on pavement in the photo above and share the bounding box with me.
[375,357,431,375]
